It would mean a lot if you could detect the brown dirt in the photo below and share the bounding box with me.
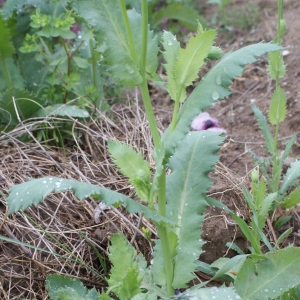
[1,0,300,298]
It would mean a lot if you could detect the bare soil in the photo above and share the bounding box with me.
[1,0,300,298]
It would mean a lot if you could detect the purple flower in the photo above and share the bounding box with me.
[191,112,226,134]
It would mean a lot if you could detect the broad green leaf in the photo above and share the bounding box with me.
[108,233,143,299]
[235,247,300,300]
[7,177,174,226]
[107,141,151,202]
[268,50,286,79]
[251,104,275,155]
[151,3,207,31]
[46,274,99,300]
[278,160,300,202]
[0,15,15,59]
[73,56,90,69]
[159,43,283,163]
[269,86,286,125]
[166,131,224,288]
[0,88,42,125]
[282,187,300,208]
[70,0,158,86]
[34,104,90,118]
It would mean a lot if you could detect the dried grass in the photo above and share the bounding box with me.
[0,95,161,300]
[0,93,246,299]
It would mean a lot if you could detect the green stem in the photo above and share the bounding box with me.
[119,0,138,64]
[139,71,160,149]
[0,55,13,88]
[138,0,160,148]
[170,85,184,133]
[157,225,174,297]
[89,39,101,108]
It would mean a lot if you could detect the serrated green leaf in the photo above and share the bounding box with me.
[172,29,216,102]
[161,31,180,102]
[166,131,224,288]
[46,274,100,300]
[278,160,300,202]
[268,50,286,79]
[70,0,158,86]
[235,248,300,300]
[108,233,142,299]
[282,187,300,208]
[269,86,286,125]
[0,15,15,59]
[34,104,90,118]
[160,43,283,162]
[107,141,151,202]
[251,104,275,155]
[162,30,216,103]
[252,178,266,210]
[151,3,207,31]
[7,177,175,226]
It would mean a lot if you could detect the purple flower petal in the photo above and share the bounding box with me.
[191,112,226,134]
[191,112,218,130]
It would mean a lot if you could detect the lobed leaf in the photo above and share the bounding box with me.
[107,141,151,202]
[172,29,216,102]
[70,0,158,86]
[46,274,99,300]
[174,287,241,299]
[166,131,224,288]
[7,177,174,226]
[108,233,143,299]
[282,187,300,208]
[268,50,286,79]
[235,247,300,300]
[269,86,286,125]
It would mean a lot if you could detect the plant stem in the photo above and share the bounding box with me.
[139,77,161,149]
[119,0,138,64]
[138,0,160,148]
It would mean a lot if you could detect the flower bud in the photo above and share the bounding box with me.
[207,46,223,61]
[279,19,287,38]
[251,169,259,183]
